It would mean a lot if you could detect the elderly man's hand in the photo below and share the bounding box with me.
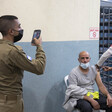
[84,95,100,110]
[91,99,100,110]
[107,94,112,107]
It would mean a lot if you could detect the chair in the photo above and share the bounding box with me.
[64,75,105,112]
[64,75,80,112]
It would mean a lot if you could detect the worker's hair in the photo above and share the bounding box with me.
[0,15,18,36]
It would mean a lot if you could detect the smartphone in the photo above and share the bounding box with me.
[31,30,41,43]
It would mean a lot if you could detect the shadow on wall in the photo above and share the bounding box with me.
[23,87,41,112]
[43,80,66,112]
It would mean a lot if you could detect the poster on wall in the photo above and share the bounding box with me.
[89,27,99,39]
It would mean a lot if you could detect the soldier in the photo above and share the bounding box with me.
[0,15,46,112]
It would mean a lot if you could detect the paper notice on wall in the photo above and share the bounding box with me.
[89,27,99,39]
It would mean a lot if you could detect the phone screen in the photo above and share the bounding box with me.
[32,30,41,43]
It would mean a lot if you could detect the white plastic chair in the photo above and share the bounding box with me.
[64,75,81,112]
[64,75,69,87]
[64,75,105,112]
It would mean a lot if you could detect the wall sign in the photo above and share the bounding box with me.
[89,27,99,39]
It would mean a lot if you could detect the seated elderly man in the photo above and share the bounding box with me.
[63,51,112,112]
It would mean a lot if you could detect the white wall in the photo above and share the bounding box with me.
[0,0,100,41]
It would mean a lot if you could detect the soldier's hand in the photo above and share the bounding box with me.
[31,37,42,46]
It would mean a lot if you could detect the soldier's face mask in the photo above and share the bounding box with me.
[13,29,24,43]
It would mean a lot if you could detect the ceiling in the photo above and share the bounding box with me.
[101,0,112,6]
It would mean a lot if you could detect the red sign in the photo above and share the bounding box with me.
[89,27,99,39]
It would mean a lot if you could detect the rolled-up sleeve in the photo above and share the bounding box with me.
[97,46,112,66]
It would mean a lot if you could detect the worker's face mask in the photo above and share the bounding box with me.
[80,62,90,69]
[13,29,24,43]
